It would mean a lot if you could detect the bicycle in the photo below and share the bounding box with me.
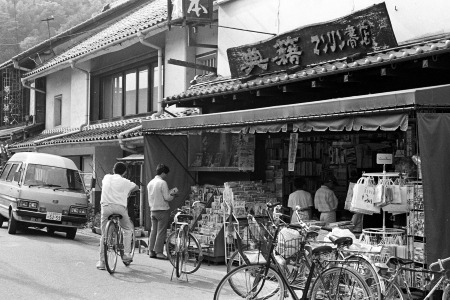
[226,205,381,299]
[377,256,450,299]
[165,205,203,279]
[215,202,373,300]
[103,214,136,274]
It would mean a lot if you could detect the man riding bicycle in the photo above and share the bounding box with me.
[97,162,139,270]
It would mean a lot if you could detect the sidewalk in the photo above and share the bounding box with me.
[77,227,229,274]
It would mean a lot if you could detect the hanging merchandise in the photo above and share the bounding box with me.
[350,176,380,214]
[373,178,394,207]
[382,185,412,214]
[391,177,407,204]
[344,182,356,210]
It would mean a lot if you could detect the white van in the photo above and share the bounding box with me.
[0,152,88,239]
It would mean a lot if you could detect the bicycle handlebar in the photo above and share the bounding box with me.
[429,256,450,271]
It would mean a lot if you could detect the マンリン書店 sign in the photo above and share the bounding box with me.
[227,2,398,78]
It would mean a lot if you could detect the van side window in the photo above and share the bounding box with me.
[0,163,12,181]
[6,164,20,182]
[12,164,22,182]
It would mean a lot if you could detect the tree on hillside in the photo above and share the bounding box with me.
[0,0,114,64]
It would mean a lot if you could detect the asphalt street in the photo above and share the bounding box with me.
[0,224,230,300]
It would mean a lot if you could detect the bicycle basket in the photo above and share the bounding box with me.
[236,221,274,264]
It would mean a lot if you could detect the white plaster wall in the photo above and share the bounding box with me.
[46,68,71,129]
[70,62,89,127]
[217,0,450,76]
[165,27,194,103]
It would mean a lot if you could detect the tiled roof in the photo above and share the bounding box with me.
[24,0,167,78]
[164,37,450,104]
[10,108,199,149]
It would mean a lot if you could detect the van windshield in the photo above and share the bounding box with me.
[24,164,84,193]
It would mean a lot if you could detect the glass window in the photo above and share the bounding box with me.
[138,68,148,114]
[54,95,62,126]
[24,164,84,192]
[96,61,163,120]
[112,74,123,117]
[6,163,20,182]
[0,163,12,181]
[125,71,137,115]
[102,77,112,119]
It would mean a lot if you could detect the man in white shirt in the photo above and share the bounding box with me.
[147,164,177,259]
[314,175,339,224]
[97,162,139,270]
[288,177,313,224]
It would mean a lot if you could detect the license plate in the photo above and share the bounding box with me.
[46,212,62,221]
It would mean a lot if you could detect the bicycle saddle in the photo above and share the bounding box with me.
[176,214,193,221]
[332,236,353,248]
[108,214,122,220]
[387,257,414,266]
[311,245,333,256]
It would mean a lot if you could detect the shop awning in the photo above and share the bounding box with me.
[117,154,144,163]
[143,84,450,134]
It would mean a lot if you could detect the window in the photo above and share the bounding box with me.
[196,51,217,76]
[54,95,62,126]
[6,163,20,182]
[112,75,123,117]
[24,164,84,193]
[0,163,12,181]
[96,61,162,120]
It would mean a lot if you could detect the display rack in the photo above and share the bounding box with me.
[360,171,401,239]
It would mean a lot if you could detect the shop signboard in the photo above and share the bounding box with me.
[167,0,213,25]
[376,153,393,165]
[227,2,397,78]
[288,133,298,172]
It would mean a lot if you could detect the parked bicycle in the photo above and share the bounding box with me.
[377,256,450,299]
[103,213,136,274]
[165,204,203,279]
[226,204,381,299]
[215,202,372,300]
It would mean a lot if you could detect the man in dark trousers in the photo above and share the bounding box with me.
[147,164,177,259]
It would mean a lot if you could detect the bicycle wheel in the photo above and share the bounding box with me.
[384,281,405,300]
[310,266,372,300]
[443,283,450,300]
[104,221,118,274]
[346,254,382,300]
[226,247,248,273]
[182,232,202,274]
[214,264,285,300]
[175,227,188,278]
[166,231,177,267]
[123,230,136,266]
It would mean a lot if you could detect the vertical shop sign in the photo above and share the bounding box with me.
[168,0,213,26]
[288,133,299,172]
[237,135,255,171]
[406,125,413,156]
[227,2,397,78]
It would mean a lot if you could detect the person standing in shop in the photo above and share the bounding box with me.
[288,177,313,224]
[314,175,339,224]
[147,163,178,259]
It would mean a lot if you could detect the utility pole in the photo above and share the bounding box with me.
[41,16,54,51]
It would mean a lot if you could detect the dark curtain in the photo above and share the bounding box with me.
[418,113,450,265]
[144,135,196,229]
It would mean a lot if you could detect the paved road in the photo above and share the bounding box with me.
[0,224,229,300]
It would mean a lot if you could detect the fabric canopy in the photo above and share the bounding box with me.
[418,113,450,265]
[144,84,450,134]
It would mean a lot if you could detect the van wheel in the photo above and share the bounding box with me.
[66,228,77,240]
[8,212,18,234]
[47,227,55,235]
[0,214,5,227]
